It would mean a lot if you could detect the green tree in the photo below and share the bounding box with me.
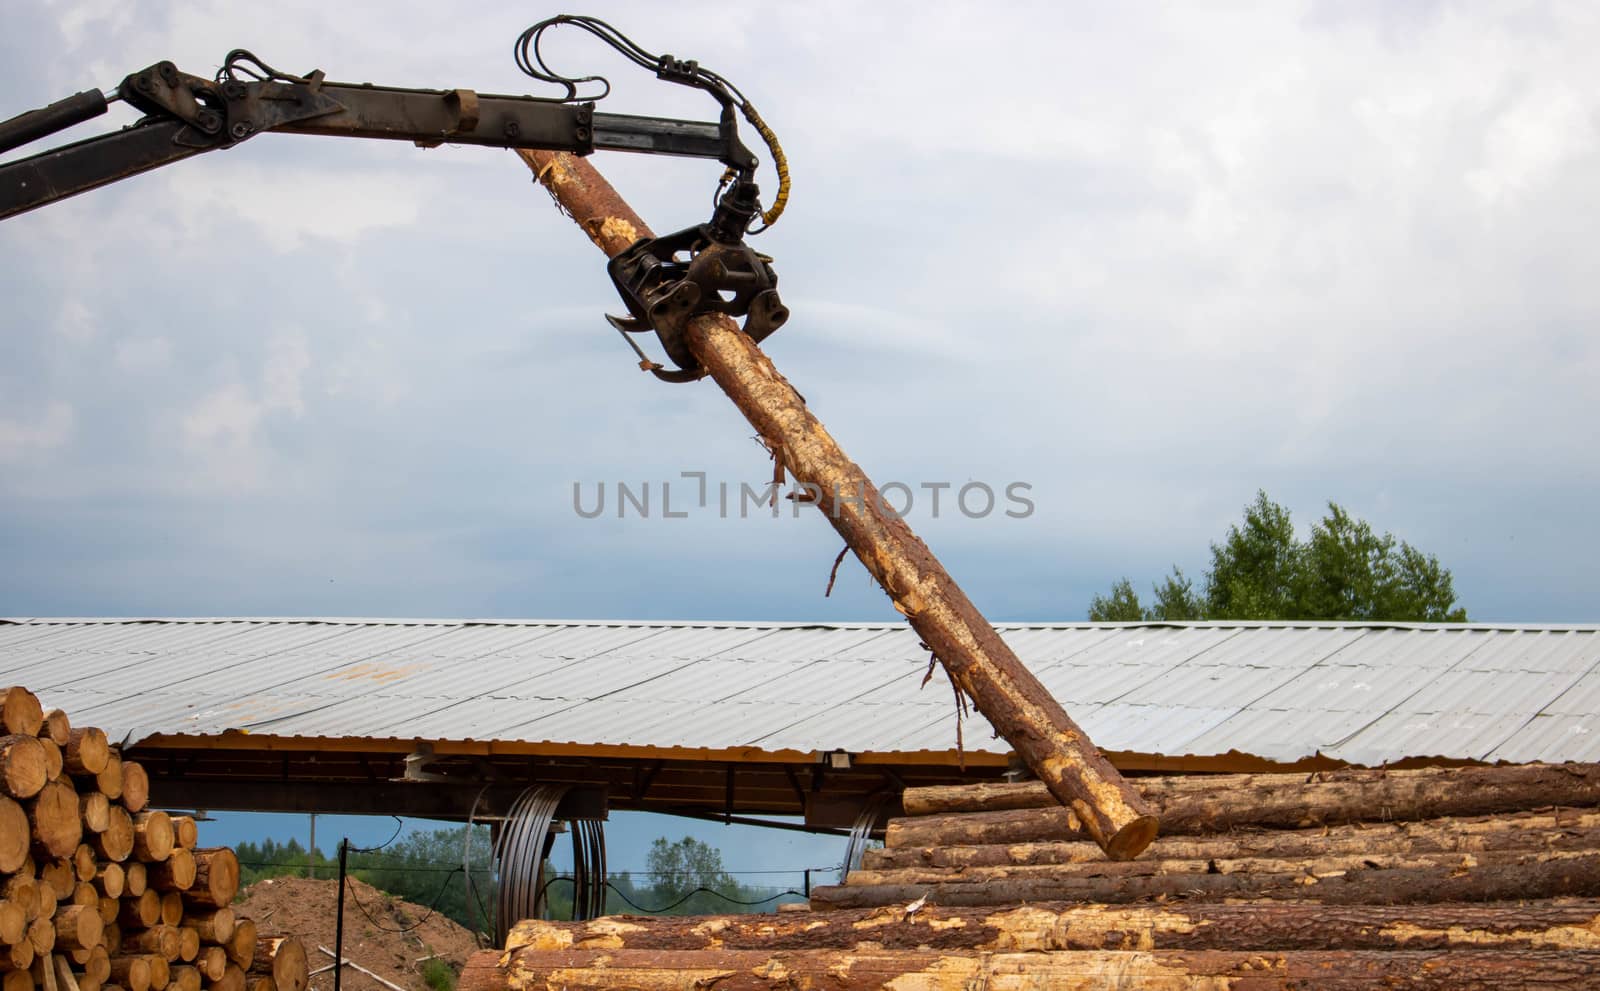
[1090,491,1467,622]
[642,836,741,915]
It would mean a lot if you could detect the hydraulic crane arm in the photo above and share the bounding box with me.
[0,18,791,381]
[0,61,749,221]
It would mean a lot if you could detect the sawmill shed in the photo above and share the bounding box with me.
[4,617,1598,825]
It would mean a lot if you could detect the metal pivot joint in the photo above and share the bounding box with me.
[604,178,788,383]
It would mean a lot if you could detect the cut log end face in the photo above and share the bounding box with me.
[0,796,31,873]
[64,730,109,778]
[0,736,48,801]
[1,689,43,738]
[30,781,83,859]
[118,765,148,816]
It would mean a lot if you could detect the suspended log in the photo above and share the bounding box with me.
[867,809,1600,870]
[812,853,1600,909]
[901,762,1600,825]
[464,946,1600,991]
[0,737,48,801]
[499,897,1600,953]
[515,149,1156,861]
[28,784,81,860]
[183,852,236,911]
[1,690,42,739]
[61,733,106,779]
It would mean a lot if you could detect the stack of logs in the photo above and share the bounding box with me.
[467,762,1600,989]
[0,688,308,991]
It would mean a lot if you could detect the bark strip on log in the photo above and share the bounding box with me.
[513,148,1157,861]
[464,946,1600,991]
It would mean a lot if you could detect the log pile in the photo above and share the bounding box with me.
[0,688,308,991]
[464,762,1600,988]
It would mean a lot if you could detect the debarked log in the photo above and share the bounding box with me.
[900,761,1600,826]
[461,946,1600,991]
[845,847,1596,887]
[867,808,1600,870]
[493,898,1600,953]
[811,853,1600,909]
[514,149,1155,861]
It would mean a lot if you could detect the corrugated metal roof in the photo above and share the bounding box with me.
[5,617,1598,766]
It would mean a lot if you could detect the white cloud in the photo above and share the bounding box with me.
[180,331,311,490]
[0,402,74,462]
[54,300,95,344]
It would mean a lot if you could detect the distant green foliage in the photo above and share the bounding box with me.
[1089,491,1468,623]
[237,827,800,930]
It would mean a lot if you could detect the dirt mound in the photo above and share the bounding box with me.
[235,877,480,991]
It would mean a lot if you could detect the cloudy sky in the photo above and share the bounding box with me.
[3,1,1598,625]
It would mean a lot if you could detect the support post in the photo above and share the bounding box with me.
[515,151,1157,860]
